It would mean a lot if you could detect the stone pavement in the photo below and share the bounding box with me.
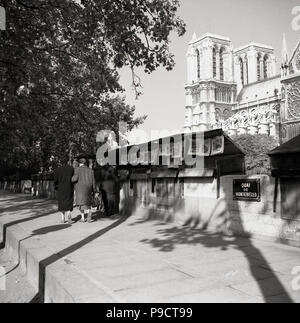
[0,248,37,303]
[0,191,300,303]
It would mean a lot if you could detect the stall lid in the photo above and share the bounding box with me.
[150,169,179,178]
[130,169,151,180]
[269,135,300,156]
[178,168,215,178]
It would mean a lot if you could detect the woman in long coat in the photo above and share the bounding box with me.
[72,158,97,223]
[54,162,74,224]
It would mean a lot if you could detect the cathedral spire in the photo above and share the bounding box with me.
[281,33,289,77]
[191,32,197,42]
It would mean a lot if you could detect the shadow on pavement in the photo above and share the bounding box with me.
[1,192,132,303]
[139,226,294,303]
[130,193,294,303]
[0,194,53,215]
[0,206,57,250]
[3,224,72,277]
[31,214,129,303]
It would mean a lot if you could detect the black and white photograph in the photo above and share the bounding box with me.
[0,0,300,306]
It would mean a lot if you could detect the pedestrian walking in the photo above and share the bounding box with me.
[54,159,74,224]
[72,158,98,223]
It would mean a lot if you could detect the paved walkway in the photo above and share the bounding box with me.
[0,248,38,303]
[0,191,300,303]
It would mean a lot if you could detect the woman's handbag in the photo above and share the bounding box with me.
[92,193,103,210]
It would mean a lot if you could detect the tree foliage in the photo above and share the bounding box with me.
[0,0,186,176]
[233,134,279,175]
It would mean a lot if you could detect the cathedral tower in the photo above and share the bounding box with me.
[184,33,237,133]
[234,43,277,92]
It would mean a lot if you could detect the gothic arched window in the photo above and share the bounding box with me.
[196,49,201,80]
[220,48,224,81]
[263,55,269,79]
[245,56,249,84]
[240,57,244,86]
[213,47,217,78]
[257,53,261,81]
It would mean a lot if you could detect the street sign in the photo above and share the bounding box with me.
[233,179,261,202]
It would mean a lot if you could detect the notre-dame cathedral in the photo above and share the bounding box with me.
[184,33,300,143]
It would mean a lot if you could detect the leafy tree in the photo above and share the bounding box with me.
[233,134,279,175]
[0,0,186,176]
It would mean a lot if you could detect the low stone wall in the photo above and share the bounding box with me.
[0,180,22,193]
[0,179,56,199]
[119,175,300,247]
[31,180,56,199]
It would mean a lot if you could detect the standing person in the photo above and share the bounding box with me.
[101,165,118,217]
[72,158,98,223]
[54,158,74,224]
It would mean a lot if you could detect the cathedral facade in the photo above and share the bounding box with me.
[184,33,300,143]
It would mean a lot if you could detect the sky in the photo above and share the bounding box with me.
[119,0,300,144]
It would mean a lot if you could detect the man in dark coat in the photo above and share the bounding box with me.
[72,158,98,223]
[54,159,74,224]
